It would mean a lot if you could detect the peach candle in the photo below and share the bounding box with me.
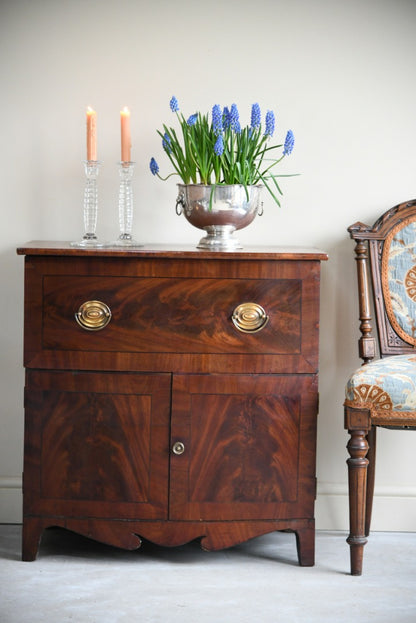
[86,107,97,161]
[120,107,131,162]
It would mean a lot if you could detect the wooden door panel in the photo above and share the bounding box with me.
[170,374,318,521]
[24,371,171,520]
[188,393,299,503]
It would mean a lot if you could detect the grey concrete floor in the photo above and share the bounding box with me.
[0,524,415,622]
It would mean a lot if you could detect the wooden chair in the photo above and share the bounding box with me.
[344,199,416,575]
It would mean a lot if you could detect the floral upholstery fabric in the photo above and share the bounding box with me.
[345,354,416,412]
[382,219,416,345]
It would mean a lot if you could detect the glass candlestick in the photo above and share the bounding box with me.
[71,160,106,247]
[112,161,142,246]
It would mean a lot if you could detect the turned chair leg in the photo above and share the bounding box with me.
[346,428,369,575]
[365,426,376,537]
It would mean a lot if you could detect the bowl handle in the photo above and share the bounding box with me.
[175,190,186,216]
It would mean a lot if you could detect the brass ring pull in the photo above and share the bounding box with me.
[232,302,269,333]
[172,441,185,455]
[75,300,112,331]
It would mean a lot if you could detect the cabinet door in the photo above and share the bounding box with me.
[169,374,318,521]
[24,371,171,520]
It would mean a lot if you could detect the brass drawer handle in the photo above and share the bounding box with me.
[75,300,112,331]
[232,302,269,333]
[172,441,185,455]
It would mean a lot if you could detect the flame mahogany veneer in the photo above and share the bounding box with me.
[17,243,327,565]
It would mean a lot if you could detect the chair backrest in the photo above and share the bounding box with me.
[348,199,416,363]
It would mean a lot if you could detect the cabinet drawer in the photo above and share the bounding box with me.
[42,275,301,355]
[23,254,322,373]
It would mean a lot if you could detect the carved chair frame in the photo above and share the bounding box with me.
[345,198,416,575]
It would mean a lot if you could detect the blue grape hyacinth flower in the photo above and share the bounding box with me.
[212,105,223,135]
[229,104,241,133]
[149,157,159,175]
[214,134,224,157]
[283,130,295,155]
[264,110,275,137]
[251,103,261,130]
[162,132,172,153]
[223,106,231,130]
[170,96,179,112]
[187,113,198,126]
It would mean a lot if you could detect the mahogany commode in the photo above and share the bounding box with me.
[17,243,327,564]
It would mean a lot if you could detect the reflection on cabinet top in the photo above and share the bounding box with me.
[17,242,328,261]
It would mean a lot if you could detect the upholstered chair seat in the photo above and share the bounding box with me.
[345,354,416,422]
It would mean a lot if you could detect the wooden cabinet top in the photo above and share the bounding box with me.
[17,241,328,261]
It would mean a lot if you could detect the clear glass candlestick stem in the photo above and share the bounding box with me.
[71,160,106,248]
[113,161,142,246]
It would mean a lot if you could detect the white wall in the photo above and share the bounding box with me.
[1,0,416,530]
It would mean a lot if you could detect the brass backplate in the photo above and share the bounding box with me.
[75,300,112,331]
[231,302,269,333]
